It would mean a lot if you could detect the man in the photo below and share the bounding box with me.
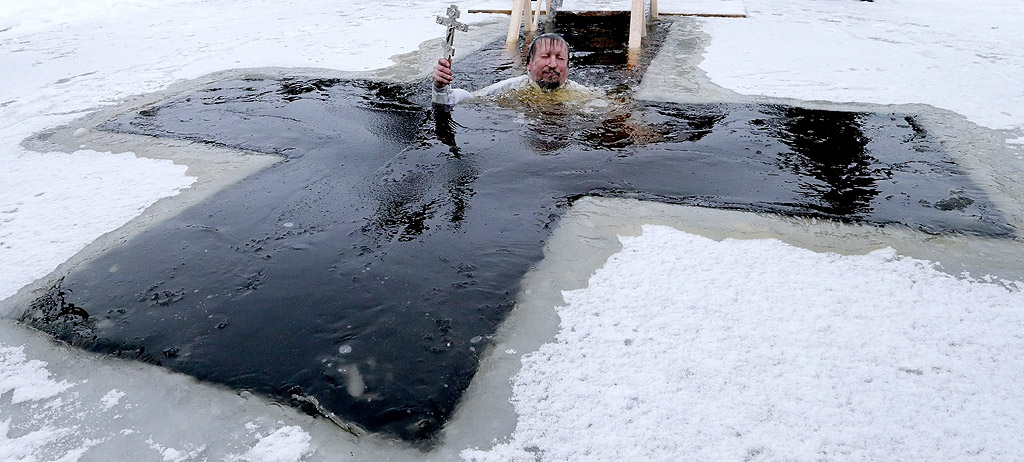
[431,33,591,106]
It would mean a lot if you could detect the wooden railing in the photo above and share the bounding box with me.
[504,0,658,49]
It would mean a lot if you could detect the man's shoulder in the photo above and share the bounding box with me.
[477,75,531,95]
[432,76,527,105]
[562,79,594,92]
[435,76,597,105]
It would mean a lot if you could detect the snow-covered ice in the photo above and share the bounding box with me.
[464,224,1024,461]
[2,0,1024,460]
[0,345,73,405]
[699,0,1024,132]
[0,151,194,300]
[0,0,503,302]
[99,390,126,411]
[227,427,313,462]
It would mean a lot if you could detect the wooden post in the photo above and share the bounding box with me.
[507,0,525,47]
[642,0,648,37]
[526,0,538,32]
[651,0,658,20]
[629,0,644,49]
[530,0,542,31]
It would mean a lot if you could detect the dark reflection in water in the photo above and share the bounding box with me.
[369,112,478,241]
[764,106,879,217]
[16,16,1012,445]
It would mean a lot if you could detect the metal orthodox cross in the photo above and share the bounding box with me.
[436,4,469,61]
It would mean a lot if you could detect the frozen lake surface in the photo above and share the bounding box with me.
[2,1,1024,461]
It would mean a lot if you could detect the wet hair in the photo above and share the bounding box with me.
[526,33,569,65]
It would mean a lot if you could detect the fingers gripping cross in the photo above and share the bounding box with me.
[437,5,469,61]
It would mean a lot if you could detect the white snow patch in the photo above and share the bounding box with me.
[229,426,313,462]
[43,398,64,410]
[0,344,74,404]
[162,448,183,462]
[0,150,195,300]
[99,389,126,411]
[0,0,191,35]
[700,0,1024,131]
[53,440,104,462]
[464,225,1024,461]
[0,344,108,460]
[146,438,206,462]
[0,419,102,462]
[0,419,73,462]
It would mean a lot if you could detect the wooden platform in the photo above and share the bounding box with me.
[469,0,747,18]
[472,0,745,49]
[468,9,745,18]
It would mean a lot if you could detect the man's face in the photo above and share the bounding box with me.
[527,40,569,90]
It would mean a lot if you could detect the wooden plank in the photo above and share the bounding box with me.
[469,9,746,18]
[628,0,643,49]
[506,0,525,46]
[530,0,544,30]
[528,0,536,31]
[641,0,647,37]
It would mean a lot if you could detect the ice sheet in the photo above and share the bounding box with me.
[0,0,502,301]
[464,224,1024,461]
[3,0,1024,460]
[698,0,1024,132]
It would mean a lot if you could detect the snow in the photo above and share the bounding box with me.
[0,151,195,300]
[0,346,74,404]
[2,0,1024,460]
[0,0,502,301]
[698,0,1024,132]
[0,329,334,462]
[0,0,178,35]
[145,439,207,462]
[99,390,125,411]
[471,0,746,15]
[228,427,313,462]
[463,225,1024,461]
[0,346,103,462]
[0,419,77,462]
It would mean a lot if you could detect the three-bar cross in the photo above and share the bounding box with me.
[436,4,469,61]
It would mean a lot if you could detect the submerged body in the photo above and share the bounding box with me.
[432,74,593,105]
[432,33,593,105]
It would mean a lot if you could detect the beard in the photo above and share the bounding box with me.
[536,79,562,91]
[534,67,563,91]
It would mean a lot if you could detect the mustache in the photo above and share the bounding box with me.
[539,67,561,81]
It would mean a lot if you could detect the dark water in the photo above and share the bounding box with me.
[16,15,1012,443]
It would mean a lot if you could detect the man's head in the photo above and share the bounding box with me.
[526,33,570,91]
